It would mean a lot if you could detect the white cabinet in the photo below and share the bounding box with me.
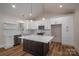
[29,20,51,30]
[3,23,19,49]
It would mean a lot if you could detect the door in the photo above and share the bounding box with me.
[51,24,62,43]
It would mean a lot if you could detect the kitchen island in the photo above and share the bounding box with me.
[19,35,54,56]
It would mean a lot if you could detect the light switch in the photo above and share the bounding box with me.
[66,26,69,32]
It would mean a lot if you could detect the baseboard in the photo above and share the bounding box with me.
[62,43,75,48]
[52,41,75,48]
[0,44,4,48]
[74,46,79,52]
[0,43,14,49]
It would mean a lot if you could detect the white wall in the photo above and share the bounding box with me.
[0,15,4,48]
[74,9,79,50]
[54,15,74,46]
[26,14,74,46]
[49,15,74,46]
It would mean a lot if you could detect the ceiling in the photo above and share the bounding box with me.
[0,3,79,20]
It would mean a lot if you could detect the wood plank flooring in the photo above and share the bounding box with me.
[48,42,79,56]
[0,42,79,56]
[0,45,32,56]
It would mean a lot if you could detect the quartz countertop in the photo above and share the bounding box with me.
[19,35,54,43]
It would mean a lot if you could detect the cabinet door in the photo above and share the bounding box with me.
[23,39,49,56]
[14,35,21,46]
[4,30,14,48]
[35,42,43,55]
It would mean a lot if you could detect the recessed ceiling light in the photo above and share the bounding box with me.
[42,17,46,21]
[59,5,63,8]
[12,5,16,8]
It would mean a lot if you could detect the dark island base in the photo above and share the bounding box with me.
[23,39,49,56]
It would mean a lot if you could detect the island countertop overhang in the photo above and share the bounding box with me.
[19,35,54,43]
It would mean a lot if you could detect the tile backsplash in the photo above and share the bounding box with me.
[23,29,51,36]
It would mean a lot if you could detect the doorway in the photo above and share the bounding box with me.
[51,24,62,43]
[51,24,62,55]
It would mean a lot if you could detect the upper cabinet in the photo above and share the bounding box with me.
[28,20,51,30]
[50,17,63,24]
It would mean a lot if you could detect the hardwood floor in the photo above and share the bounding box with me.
[62,45,79,56]
[48,42,79,56]
[0,45,32,56]
[0,42,79,56]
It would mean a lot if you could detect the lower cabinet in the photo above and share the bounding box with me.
[14,35,21,46]
[23,39,49,56]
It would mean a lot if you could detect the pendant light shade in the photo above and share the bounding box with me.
[29,3,32,17]
[42,17,46,20]
[42,3,46,20]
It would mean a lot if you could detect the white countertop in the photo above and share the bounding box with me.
[19,35,54,43]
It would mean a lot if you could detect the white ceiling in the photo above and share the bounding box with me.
[0,3,79,20]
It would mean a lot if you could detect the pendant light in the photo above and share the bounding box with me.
[29,3,32,17]
[42,3,46,21]
[29,3,33,22]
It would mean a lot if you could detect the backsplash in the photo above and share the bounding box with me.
[23,29,51,36]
